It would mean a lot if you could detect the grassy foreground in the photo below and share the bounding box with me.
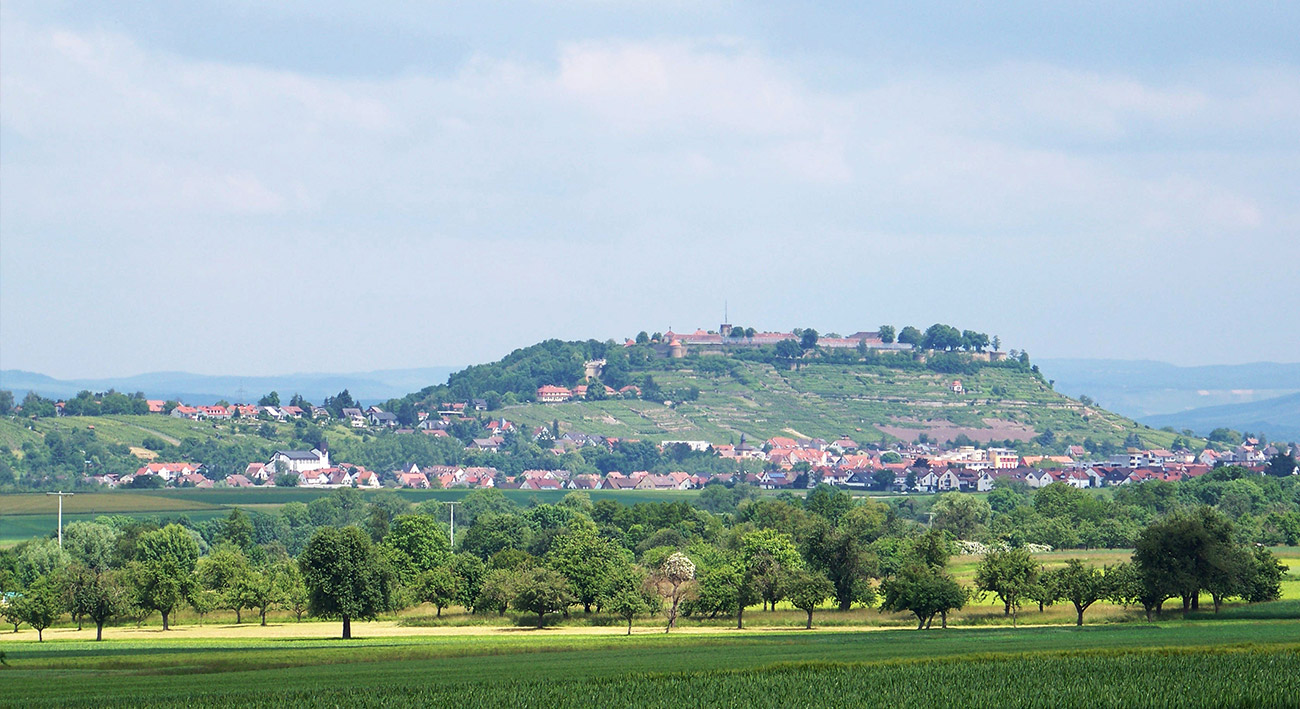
[2,620,1297,707]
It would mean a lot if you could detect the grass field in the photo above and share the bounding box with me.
[1,620,1295,707]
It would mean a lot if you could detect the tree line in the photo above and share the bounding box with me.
[0,482,1287,641]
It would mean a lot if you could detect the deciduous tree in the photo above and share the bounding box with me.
[299,526,397,639]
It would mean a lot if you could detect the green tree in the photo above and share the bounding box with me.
[974,548,1039,626]
[1055,559,1107,626]
[878,325,896,344]
[196,544,253,623]
[801,517,878,611]
[298,526,397,639]
[63,521,119,573]
[384,514,451,583]
[67,565,129,641]
[1133,506,1236,614]
[258,391,281,407]
[131,524,200,630]
[240,563,291,626]
[1266,451,1297,477]
[880,562,967,630]
[416,566,460,617]
[1240,547,1288,603]
[16,575,65,641]
[786,569,834,629]
[774,339,803,359]
[800,329,819,350]
[740,529,802,611]
[475,568,514,615]
[547,526,627,613]
[511,567,572,628]
[931,493,991,539]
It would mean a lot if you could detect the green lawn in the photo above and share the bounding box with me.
[2,620,1296,707]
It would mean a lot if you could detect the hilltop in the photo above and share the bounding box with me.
[397,328,1180,452]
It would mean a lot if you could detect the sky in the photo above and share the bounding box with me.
[2,1,1298,379]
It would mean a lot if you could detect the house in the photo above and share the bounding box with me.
[224,474,257,488]
[170,405,202,419]
[135,462,202,483]
[520,477,563,491]
[951,380,964,393]
[396,472,430,489]
[176,472,214,488]
[567,475,601,490]
[146,400,167,414]
[369,411,399,427]
[536,385,572,403]
[264,445,331,477]
[244,462,268,482]
[354,470,382,488]
[600,476,639,490]
[470,436,505,452]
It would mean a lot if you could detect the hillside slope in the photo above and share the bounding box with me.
[499,360,1176,450]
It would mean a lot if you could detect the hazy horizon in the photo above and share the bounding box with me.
[3,2,1297,378]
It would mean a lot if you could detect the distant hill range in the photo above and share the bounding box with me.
[1040,358,1300,442]
[1139,392,1300,443]
[0,367,459,406]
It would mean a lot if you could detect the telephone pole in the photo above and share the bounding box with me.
[46,491,75,548]
[444,501,460,548]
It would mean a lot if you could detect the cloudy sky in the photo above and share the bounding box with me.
[2,2,1297,378]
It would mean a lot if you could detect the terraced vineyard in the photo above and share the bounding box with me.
[503,361,1178,448]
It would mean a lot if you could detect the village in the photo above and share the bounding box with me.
[85,397,1291,494]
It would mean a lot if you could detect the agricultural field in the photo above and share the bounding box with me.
[1,620,1296,707]
[500,361,1180,449]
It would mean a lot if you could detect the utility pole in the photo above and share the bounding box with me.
[444,501,459,548]
[47,491,74,548]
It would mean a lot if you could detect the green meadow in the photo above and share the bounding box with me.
[2,620,1296,707]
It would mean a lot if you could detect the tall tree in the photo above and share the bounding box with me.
[974,548,1039,626]
[511,567,572,629]
[67,565,128,641]
[785,569,834,629]
[299,526,397,639]
[1055,559,1107,626]
[546,526,627,613]
[130,524,199,630]
[657,552,696,632]
[16,575,65,642]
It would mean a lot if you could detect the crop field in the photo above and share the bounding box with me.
[1,620,1296,707]
[500,361,1179,448]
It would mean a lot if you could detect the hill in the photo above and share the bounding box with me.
[1040,358,1300,418]
[1140,392,1300,443]
[0,367,459,405]
[402,338,1180,451]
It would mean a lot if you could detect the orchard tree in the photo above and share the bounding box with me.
[606,566,660,635]
[801,518,878,611]
[657,552,696,632]
[1055,559,1107,626]
[17,575,65,641]
[511,567,572,628]
[475,569,514,615]
[384,514,451,583]
[547,525,628,613]
[974,548,1039,626]
[416,567,460,617]
[740,529,802,611]
[67,565,129,640]
[931,493,991,539]
[299,526,397,639]
[196,544,253,623]
[786,569,834,629]
[131,524,200,630]
[880,562,967,630]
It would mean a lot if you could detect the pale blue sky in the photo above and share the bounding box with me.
[2,1,1297,378]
